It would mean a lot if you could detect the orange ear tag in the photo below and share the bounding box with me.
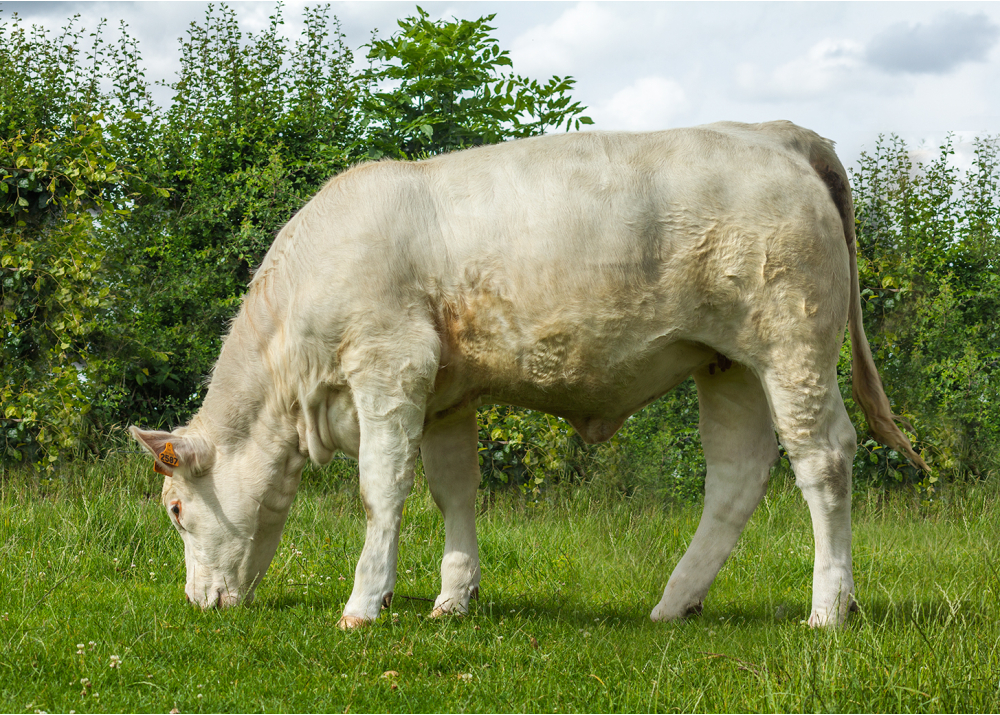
[158,442,180,467]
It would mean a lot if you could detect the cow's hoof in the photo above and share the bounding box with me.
[650,599,701,622]
[807,607,851,628]
[429,605,466,619]
[337,615,370,630]
[807,595,857,627]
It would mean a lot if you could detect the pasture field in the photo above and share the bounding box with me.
[1,458,999,713]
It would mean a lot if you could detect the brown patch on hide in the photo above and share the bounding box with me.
[436,285,516,378]
[812,163,854,249]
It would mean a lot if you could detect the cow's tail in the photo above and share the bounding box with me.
[809,139,930,473]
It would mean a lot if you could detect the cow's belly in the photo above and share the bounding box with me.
[501,338,715,444]
[428,327,715,443]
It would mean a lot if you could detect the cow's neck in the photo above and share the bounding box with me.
[195,280,297,453]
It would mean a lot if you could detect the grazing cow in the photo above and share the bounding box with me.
[130,121,927,628]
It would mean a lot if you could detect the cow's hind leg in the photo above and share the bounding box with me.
[760,348,858,628]
[651,362,779,621]
[421,410,481,616]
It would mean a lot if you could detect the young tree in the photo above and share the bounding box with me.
[104,3,361,428]
[359,6,592,160]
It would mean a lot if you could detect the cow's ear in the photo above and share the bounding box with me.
[129,426,214,477]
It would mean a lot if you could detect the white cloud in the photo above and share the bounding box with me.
[588,76,688,131]
[734,36,911,104]
[510,2,628,78]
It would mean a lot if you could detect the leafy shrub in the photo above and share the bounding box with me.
[846,134,1000,488]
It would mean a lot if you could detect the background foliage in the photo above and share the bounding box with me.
[2,4,998,497]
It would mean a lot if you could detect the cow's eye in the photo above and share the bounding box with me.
[169,500,182,523]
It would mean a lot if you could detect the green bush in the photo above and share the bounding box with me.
[846,134,1000,489]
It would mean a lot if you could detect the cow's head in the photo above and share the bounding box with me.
[129,424,306,608]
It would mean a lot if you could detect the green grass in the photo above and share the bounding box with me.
[2,458,999,713]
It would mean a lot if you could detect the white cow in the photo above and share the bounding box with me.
[130,121,927,628]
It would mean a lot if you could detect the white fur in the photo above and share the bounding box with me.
[130,121,888,627]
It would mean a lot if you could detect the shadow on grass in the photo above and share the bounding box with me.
[251,589,657,627]
[218,586,993,638]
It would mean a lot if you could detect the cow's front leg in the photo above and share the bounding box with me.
[339,391,425,629]
[421,409,481,617]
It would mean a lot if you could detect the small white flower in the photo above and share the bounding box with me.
[109,655,121,668]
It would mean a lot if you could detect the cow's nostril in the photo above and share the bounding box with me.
[185,593,192,604]
[216,590,223,609]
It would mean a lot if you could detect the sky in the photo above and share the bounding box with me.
[4,1,1000,171]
